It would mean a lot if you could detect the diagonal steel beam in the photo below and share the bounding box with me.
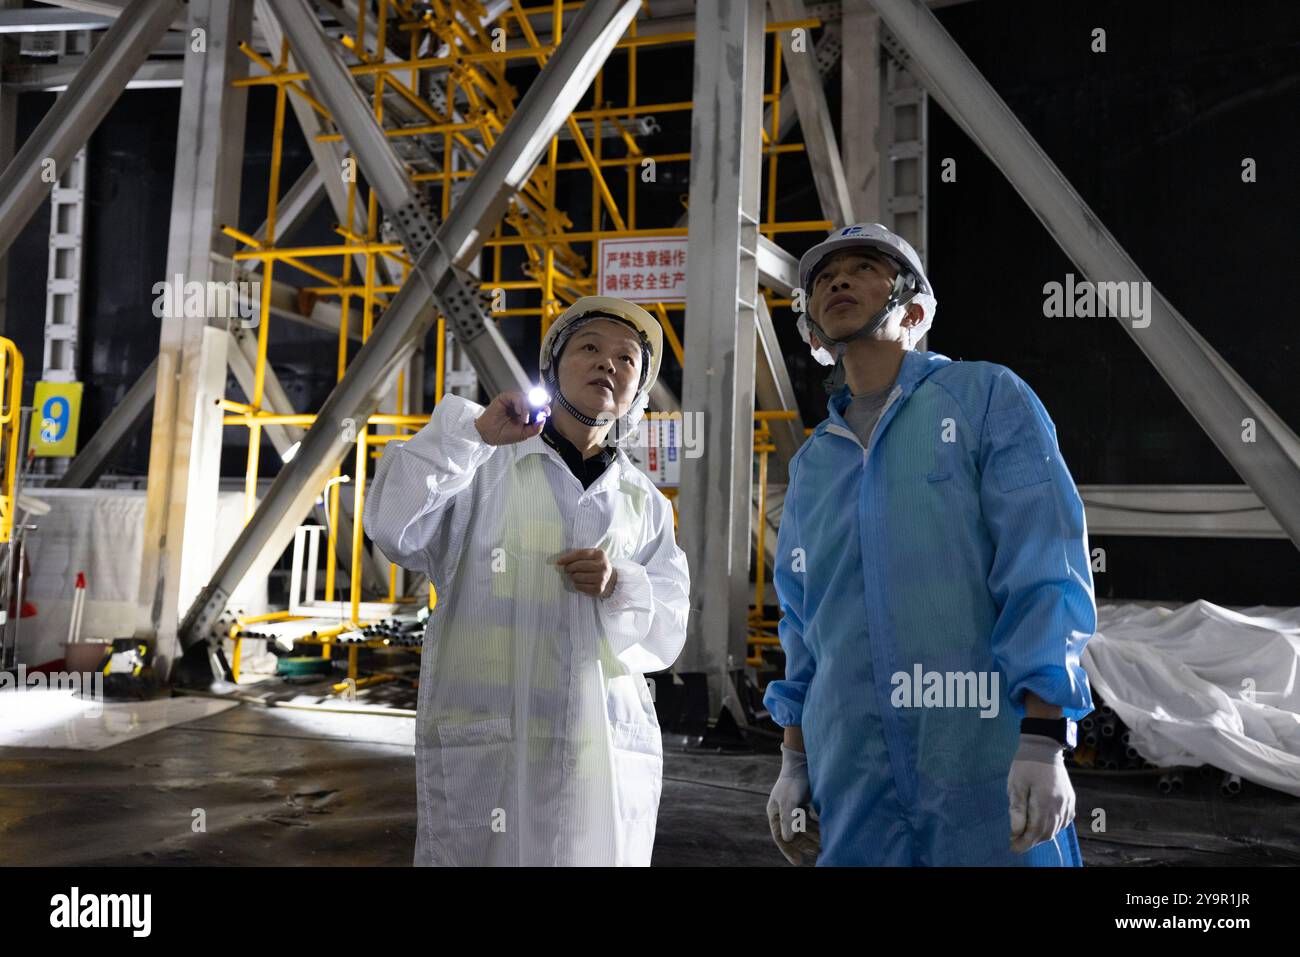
[763,17,841,150]
[869,0,1300,549]
[209,252,365,341]
[770,0,855,223]
[0,0,180,259]
[178,0,644,657]
[56,356,156,487]
[30,0,187,30]
[755,294,805,474]
[274,1,412,216]
[251,0,397,287]
[224,326,387,593]
[57,263,364,490]
[0,0,19,338]
[250,162,324,246]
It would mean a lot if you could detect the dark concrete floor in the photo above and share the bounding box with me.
[2,687,1296,867]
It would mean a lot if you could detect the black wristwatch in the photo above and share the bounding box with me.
[1021,717,1077,749]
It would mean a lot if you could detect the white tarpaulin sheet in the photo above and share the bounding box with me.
[1085,601,1300,796]
[14,488,269,667]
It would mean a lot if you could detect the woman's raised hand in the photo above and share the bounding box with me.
[473,390,550,446]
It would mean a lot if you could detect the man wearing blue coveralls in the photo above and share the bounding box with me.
[764,223,1095,866]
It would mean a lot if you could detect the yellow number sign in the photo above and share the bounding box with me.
[30,381,83,457]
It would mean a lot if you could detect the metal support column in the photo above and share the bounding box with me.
[868,0,1300,548]
[879,24,928,266]
[771,0,855,224]
[678,0,766,709]
[0,0,179,259]
[136,0,252,677]
[177,0,643,667]
[841,0,881,223]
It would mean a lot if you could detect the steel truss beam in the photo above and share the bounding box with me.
[770,0,855,224]
[869,0,1300,549]
[177,0,644,664]
[0,0,179,259]
[677,0,767,706]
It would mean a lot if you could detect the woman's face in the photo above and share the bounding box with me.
[555,319,643,420]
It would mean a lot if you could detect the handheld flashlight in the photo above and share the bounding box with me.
[524,385,550,425]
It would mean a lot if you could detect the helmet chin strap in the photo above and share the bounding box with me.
[543,369,602,427]
[544,368,636,434]
[809,271,919,351]
[541,313,653,433]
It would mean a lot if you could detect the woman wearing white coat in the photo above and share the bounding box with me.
[363,296,690,866]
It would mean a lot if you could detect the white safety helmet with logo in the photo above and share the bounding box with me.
[796,223,939,366]
[538,295,664,439]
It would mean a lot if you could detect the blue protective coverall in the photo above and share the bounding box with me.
[763,349,1096,866]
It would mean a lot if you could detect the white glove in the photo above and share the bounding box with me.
[1007,733,1076,855]
[767,745,820,865]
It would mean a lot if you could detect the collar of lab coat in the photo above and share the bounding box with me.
[822,348,951,434]
[514,431,633,498]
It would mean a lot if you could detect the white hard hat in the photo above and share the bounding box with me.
[539,296,663,394]
[799,222,933,296]
[796,223,938,360]
[538,296,664,435]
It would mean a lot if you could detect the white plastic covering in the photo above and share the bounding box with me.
[14,488,269,667]
[1084,601,1300,796]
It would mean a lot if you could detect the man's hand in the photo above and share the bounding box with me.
[556,548,616,598]
[1008,734,1076,854]
[474,390,550,446]
[767,744,819,865]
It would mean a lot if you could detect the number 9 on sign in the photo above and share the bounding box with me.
[29,380,82,456]
[41,396,69,443]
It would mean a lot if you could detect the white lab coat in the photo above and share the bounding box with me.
[363,395,690,866]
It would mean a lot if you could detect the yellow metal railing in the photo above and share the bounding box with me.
[217,2,831,684]
[748,411,802,666]
[0,338,23,545]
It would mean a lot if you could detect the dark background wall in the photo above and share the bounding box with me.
[4,0,1297,603]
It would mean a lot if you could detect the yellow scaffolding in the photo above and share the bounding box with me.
[222,1,825,681]
[0,337,23,545]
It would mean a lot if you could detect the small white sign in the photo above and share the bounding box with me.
[597,236,688,302]
[624,414,682,487]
